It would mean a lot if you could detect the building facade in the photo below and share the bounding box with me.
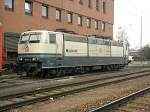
[0,0,114,71]
[0,0,114,38]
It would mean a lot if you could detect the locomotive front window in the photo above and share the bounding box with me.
[20,33,41,43]
[21,34,29,42]
[20,34,29,43]
[29,34,41,43]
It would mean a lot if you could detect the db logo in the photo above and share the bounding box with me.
[25,46,29,52]
[24,44,30,52]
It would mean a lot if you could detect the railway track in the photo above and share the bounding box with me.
[0,75,17,83]
[0,68,150,98]
[0,70,150,111]
[0,68,148,90]
[90,87,150,112]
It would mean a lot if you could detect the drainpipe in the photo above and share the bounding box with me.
[0,22,3,74]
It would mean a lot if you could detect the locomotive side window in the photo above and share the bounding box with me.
[103,40,110,45]
[49,34,56,43]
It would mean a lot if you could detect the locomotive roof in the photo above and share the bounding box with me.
[21,30,58,34]
[21,30,122,44]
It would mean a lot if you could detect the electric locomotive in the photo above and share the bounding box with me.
[17,30,129,77]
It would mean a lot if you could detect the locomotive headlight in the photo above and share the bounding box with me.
[19,57,23,61]
[32,57,39,61]
[32,57,36,61]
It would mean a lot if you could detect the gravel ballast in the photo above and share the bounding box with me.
[9,74,150,112]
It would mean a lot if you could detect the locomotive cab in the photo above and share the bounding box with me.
[17,30,63,76]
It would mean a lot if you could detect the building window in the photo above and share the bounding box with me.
[87,18,91,28]
[67,13,73,24]
[56,9,61,21]
[88,0,92,8]
[79,0,83,5]
[102,21,105,32]
[96,0,99,11]
[103,2,106,14]
[42,5,48,18]
[25,0,32,15]
[95,20,98,30]
[4,0,14,11]
[78,15,82,26]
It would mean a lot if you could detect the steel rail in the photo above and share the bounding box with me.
[90,87,150,112]
[0,69,149,100]
[0,69,124,88]
[0,68,147,90]
[0,68,140,87]
[0,71,150,111]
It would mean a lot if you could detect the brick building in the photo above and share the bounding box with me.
[0,0,114,69]
[0,0,114,37]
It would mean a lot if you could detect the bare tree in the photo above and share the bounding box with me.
[116,27,129,44]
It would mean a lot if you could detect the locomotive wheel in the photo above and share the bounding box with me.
[114,64,120,70]
[64,67,73,75]
[26,67,38,77]
[106,65,112,71]
[56,68,63,77]
[17,71,23,76]
[37,71,44,78]
[26,71,32,77]
[84,67,90,73]
[102,65,107,71]
[77,67,85,74]
[16,65,23,76]
[109,65,113,71]
[50,69,57,76]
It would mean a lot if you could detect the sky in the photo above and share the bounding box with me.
[114,0,150,49]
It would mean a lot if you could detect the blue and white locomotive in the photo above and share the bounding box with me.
[17,30,129,77]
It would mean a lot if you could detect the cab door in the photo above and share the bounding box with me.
[55,33,64,66]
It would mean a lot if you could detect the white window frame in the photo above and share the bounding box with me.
[96,0,99,11]
[25,0,32,15]
[77,15,82,26]
[87,18,91,28]
[42,5,48,18]
[4,0,13,10]
[95,20,98,30]
[102,21,105,32]
[56,9,61,21]
[67,13,73,24]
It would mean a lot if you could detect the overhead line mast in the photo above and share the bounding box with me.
[140,15,143,49]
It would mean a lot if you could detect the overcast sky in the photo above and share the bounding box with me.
[114,0,150,49]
